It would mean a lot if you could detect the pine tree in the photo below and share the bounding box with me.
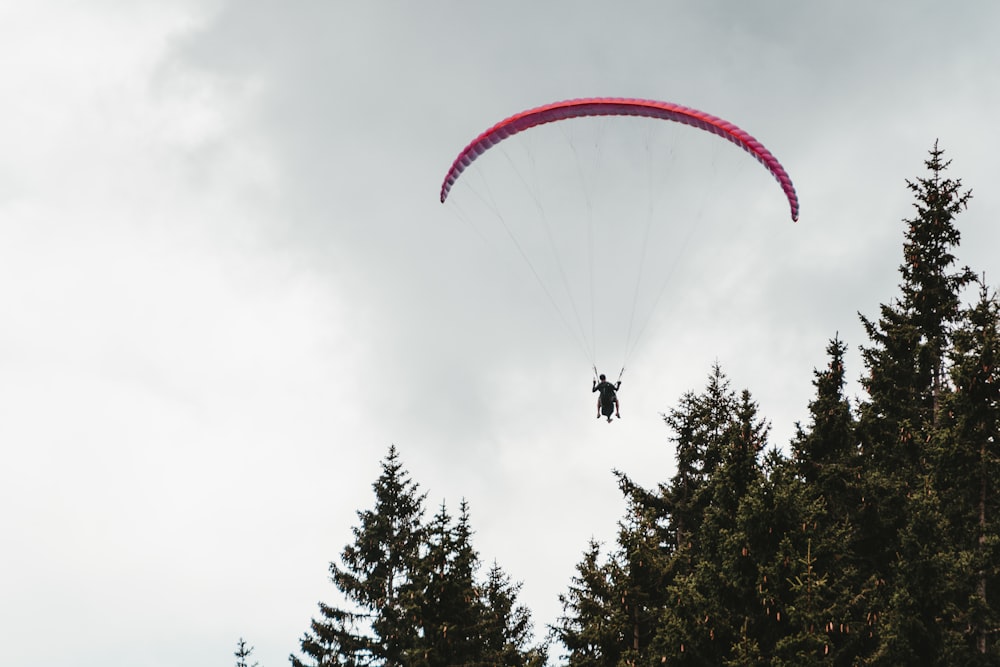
[933,282,1000,662]
[768,522,832,665]
[478,563,546,667]
[869,479,959,667]
[552,540,624,667]
[860,142,974,438]
[663,363,738,556]
[645,370,772,665]
[409,500,482,667]
[292,448,544,667]
[791,336,859,522]
[859,142,973,473]
[292,446,426,667]
[855,143,974,660]
[701,390,769,662]
[234,637,259,667]
[899,142,975,416]
[628,365,740,666]
[610,484,673,665]
[780,337,874,664]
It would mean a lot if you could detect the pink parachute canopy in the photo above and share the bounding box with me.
[439,97,799,221]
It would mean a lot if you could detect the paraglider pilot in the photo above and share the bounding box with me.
[592,374,621,422]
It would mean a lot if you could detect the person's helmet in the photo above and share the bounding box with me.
[599,374,606,381]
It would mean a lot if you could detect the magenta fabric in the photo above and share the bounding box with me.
[440,97,799,221]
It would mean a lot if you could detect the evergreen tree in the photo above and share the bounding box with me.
[292,446,426,667]
[619,504,670,664]
[898,142,975,415]
[858,141,973,489]
[409,500,482,667]
[933,282,1000,663]
[292,448,544,667]
[698,390,769,663]
[860,142,974,441]
[711,390,768,517]
[646,370,772,665]
[869,480,957,667]
[855,143,974,660]
[235,637,259,667]
[633,365,740,666]
[552,540,624,667]
[765,489,835,665]
[790,336,859,522]
[781,337,873,664]
[663,363,738,556]
[601,483,674,666]
[479,563,547,667]
[412,500,545,666]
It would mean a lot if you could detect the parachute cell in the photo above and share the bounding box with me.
[439,97,799,221]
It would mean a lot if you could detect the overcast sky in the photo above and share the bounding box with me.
[3,2,999,666]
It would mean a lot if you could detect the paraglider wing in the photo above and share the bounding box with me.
[439,97,799,221]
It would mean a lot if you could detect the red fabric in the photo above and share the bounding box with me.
[440,97,799,221]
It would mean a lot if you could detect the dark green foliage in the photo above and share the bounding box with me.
[479,563,547,667]
[932,282,1000,662]
[869,481,957,666]
[860,141,974,428]
[851,143,980,665]
[291,446,544,667]
[782,337,873,665]
[790,336,859,521]
[292,445,426,667]
[663,363,738,555]
[552,539,623,667]
[549,143,1000,666]
[855,145,975,563]
[409,501,482,667]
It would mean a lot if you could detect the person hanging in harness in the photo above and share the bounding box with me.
[592,374,621,422]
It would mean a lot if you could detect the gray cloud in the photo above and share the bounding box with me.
[3,2,1000,665]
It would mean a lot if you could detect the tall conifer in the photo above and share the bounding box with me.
[859,142,973,469]
[855,144,973,658]
[934,282,1000,661]
[791,337,859,521]
[663,363,737,555]
[409,500,483,667]
[782,338,871,664]
[292,446,426,667]
[478,563,546,667]
[648,370,770,664]
[553,540,624,667]
[702,390,769,661]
